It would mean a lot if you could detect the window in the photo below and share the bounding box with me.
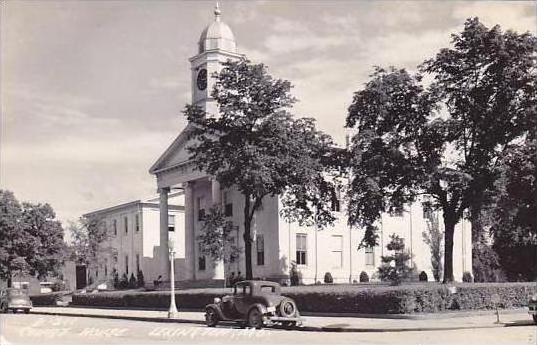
[234,283,251,296]
[96,267,99,278]
[197,197,205,221]
[198,243,206,271]
[104,259,108,277]
[136,254,140,273]
[125,255,129,274]
[296,234,307,265]
[168,215,175,232]
[198,256,206,271]
[113,220,117,236]
[256,234,265,266]
[124,216,128,235]
[422,202,433,219]
[365,246,375,266]
[331,188,341,212]
[135,214,140,232]
[224,192,233,217]
[331,235,343,268]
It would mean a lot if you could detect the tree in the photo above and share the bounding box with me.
[185,60,338,279]
[0,190,24,287]
[377,234,415,285]
[489,139,537,281]
[346,18,536,282]
[0,190,65,286]
[422,205,443,282]
[67,216,107,267]
[19,202,65,280]
[197,206,240,265]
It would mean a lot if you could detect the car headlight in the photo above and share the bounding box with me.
[213,297,221,304]
[266,306,276,313]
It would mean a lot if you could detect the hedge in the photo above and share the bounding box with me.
[71,282,537,314]
[30,291,71,306]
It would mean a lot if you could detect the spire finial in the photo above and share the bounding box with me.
[214,1,221,21]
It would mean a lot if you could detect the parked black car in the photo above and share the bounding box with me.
[204,280,303,329]
[0,288,32,314]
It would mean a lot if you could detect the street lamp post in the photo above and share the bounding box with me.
[168,240,178,319]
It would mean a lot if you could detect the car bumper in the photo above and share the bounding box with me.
[8,304,31,310]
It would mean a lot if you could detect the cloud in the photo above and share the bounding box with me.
[452,2,536,34]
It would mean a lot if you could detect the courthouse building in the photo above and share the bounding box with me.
[88,5,472,287]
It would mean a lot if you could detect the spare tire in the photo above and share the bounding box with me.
[278,298,297,317]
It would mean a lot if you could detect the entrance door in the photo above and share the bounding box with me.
[75,265,87,290]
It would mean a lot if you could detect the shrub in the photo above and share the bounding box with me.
[359,271,369,283]
[137,270,145,288]
[71,282,537,314]
[462,271,473,282]
[128,273,137,289]
[419,271,428,282]
[51,281,66,292]
[30,291,69,306]
[119,273,129,289]
[378,234,415,285]
[324,272,333,284]
[112,270,119,289]
[290,262,300,286]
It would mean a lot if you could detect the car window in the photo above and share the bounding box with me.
[8,289,26,296]
[260,285,276,293]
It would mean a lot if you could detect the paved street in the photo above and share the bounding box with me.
[1,313,535,345]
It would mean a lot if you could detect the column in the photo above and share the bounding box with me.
[210,178,225,281]
[184,181,196,280]
[159,187,170,281]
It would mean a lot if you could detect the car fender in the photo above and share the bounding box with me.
[248,303,268,316]
[205,304,226,320]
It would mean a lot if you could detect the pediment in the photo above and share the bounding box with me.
[149,125,195,174]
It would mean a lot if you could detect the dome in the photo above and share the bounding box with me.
[198,3,237,54]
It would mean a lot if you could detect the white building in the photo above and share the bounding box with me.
[84,193,185,286]
[146,5,473,286]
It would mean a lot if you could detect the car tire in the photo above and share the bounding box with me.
[279,298,297,318]
[533,314,537,324]
[247,308,263,329]
[205,308,219,327]
[24,309,30,314]
[12,309,17,314]
[0,304,7,314]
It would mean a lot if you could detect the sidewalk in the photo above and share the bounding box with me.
[29,307,534,332]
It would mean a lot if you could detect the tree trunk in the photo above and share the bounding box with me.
[243,195,253,280]
[443,215,456,283]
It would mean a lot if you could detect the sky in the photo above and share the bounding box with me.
[1,0,536,226]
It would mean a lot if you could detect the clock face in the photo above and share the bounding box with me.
[197,68,207,91]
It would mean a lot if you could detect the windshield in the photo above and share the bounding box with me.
[7,289,27,296]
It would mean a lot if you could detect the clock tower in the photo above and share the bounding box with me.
[189,3,244,117]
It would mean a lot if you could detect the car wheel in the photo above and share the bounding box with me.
[0,304,6,314]
[533,314,537,324]
[248,308,263,329]
[279,298,297,318]
[12,309,17,314]
[205,308,219,327]
[24,309,30,314]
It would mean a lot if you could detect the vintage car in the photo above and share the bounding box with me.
[204,280,303,329]
[0,288,32,314]
[529,292,537,324]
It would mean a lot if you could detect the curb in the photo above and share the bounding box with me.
[29,310,529,333]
